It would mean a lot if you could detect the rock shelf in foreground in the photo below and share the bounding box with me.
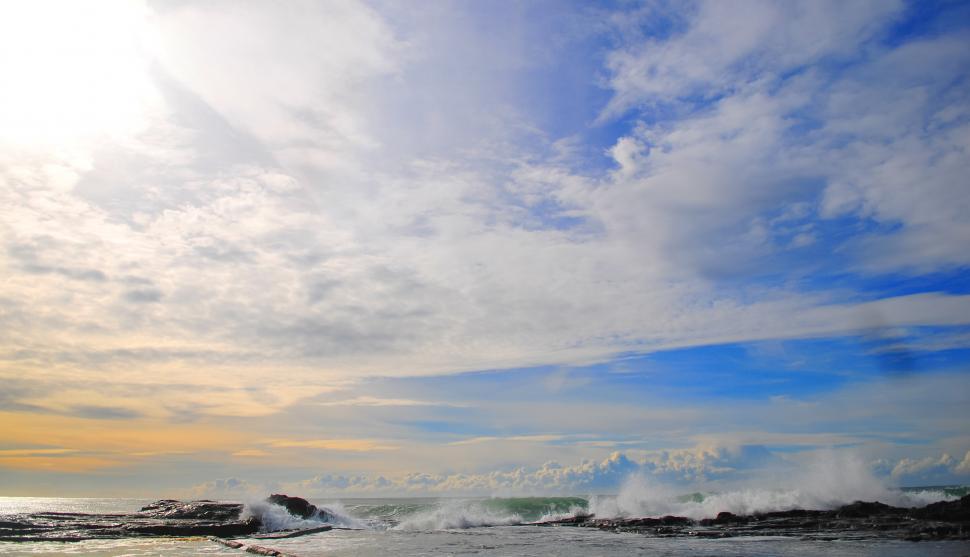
[0,494,318,542]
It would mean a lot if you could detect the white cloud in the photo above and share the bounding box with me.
[891,453,955,479]
[603,0,903,117]
[315,396,462,408]
[188,444,970,499]
[188,477,268,499]
[957,451,970,475]
[1,0,967,422]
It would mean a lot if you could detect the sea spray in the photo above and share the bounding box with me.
[587,451,960,520]
[389,497,588,530]
[312,501,371,529]
[243,499,364,531]
[394,499,523,530]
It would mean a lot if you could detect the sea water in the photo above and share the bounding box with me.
[1,488,968,556]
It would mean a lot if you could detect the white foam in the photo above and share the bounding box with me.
[588,452,958,520]
[393,500,523,530]
[315,500,370,529]
[536,505,588,523]
[242,501,322,532]
[242,499,364,532]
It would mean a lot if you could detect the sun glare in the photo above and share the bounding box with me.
[0,0,157,148]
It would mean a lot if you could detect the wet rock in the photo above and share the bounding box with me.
[699,511,748,526]
[836,501,900,518]
[122,519,260,537]
[0,499,260,541]
[535,494,970,541]
[265,494,322,520]
[137,499,247,521]
[910,494,970,521]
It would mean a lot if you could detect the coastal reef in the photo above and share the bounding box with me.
[538,494,970,541]
[0,494,321,542]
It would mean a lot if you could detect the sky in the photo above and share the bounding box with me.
[0,0,969,498]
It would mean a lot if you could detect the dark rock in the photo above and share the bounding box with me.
[533,494,970,541]
[266,494,320,519]
[910,494,970,522]
[0,499,259,541]
[122,519,259,537]
[699,511,747,526]
[836,500,900,518]
[536,514,592,526]
[137,499,247,521]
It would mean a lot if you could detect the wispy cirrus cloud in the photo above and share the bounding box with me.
[1,0,968,495]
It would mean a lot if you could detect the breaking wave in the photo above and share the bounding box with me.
[588,453,964,520]
[248,484,963,531]
[243,457,966,532]
[392,500,523,530]
[243,499,365,532]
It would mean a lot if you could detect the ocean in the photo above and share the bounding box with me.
[2,487,969,556]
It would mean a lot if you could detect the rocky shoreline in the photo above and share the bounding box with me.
[0,494,323,542]
[1,493,968,543]
[536,494,970,541]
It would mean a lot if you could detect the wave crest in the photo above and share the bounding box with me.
[588,453,959,520]
[242,499,364,532]
[393,500,523,530]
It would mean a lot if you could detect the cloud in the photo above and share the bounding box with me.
[957,451,970,475]
[247,443,946,498]
[891,453,956,480]
[0,448,77,457]
[449,435,566,446]
[65,405,143,420]
[1,0,967,408]
[232,449,271,458]
[189,477,268,499]
[315,396,463,408]
[200,445,959,499]
[2,1,968,495]
[279,445,794,496]
[267,439,398,452]
[603,0,903,116]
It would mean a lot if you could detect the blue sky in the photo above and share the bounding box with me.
[0,0,968,497]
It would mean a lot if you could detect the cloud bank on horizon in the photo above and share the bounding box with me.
[0,0,968,495]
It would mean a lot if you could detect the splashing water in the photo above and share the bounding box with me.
[393,499,524,530]
[243,499,364,532]
[588,452,961,520]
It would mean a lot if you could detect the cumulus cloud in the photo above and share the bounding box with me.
[186,444,970,500]
[1,0,968,419]
[189,477,268,500]
[957,451,970,475]
[2,1,968,495]
[891,453,959,483]
[182,444,970,501]
[278,445,793,497]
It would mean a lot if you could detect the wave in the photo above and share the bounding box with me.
[244,460,965,532]
[588,454,962,520]
[355,497,587,531]
[393,500,524,531]
[242,499,365,532]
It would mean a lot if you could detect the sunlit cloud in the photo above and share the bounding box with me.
[266,439,399,452]
[315,396,464,408]
[0,0,967,495]
[449,435,568,446]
